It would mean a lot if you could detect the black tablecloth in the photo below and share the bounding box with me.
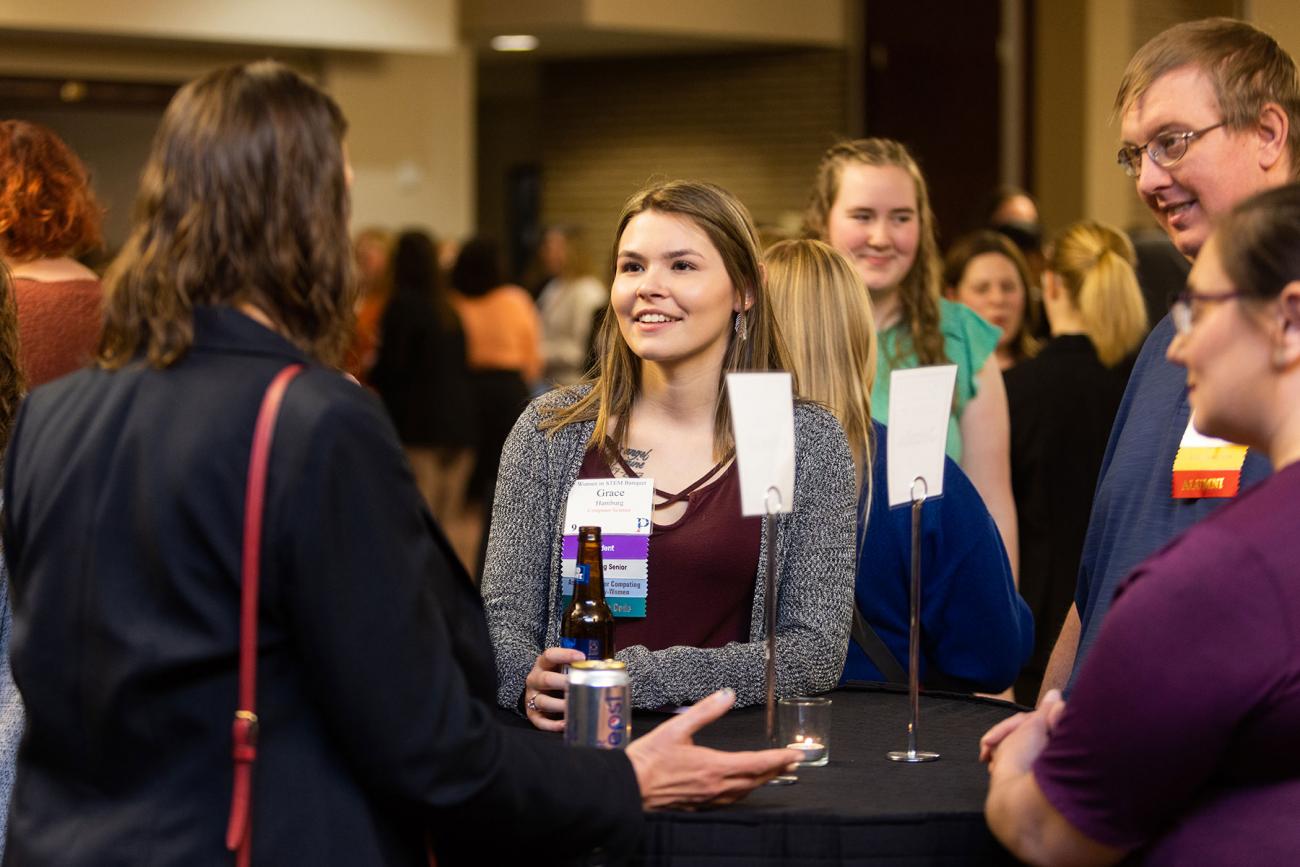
[631,684,1022,867]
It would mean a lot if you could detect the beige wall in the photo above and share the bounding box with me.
[0,42,322,250]
[0,38,475,244]
[0,0,472,244]
[0,0,456,53]
[1033,0,1087,236]
[1253,0,1300,66]
[1082,0,1136,229]
[465,0,846,48]
[0,40,317,83]
[326,51,476,239]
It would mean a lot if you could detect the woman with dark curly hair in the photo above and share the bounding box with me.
[0,121,104,385]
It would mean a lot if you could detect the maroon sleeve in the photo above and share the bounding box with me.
[1032,522,1288,850]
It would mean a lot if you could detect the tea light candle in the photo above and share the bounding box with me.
[786,736,827,764]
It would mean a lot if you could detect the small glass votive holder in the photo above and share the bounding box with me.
[778,696,831,767]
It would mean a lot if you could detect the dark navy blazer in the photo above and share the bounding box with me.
[2,307,640,866]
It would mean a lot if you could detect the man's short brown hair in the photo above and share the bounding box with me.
[1115,17,1300,175]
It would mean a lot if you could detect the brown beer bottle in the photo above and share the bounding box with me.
[561,525,616,660]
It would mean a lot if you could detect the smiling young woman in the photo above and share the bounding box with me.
[805,138,1020,578]
[480,180,857,727]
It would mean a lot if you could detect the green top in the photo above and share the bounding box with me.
[871,296,1000,464]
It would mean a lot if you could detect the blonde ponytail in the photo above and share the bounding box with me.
[1047,221,1147,367]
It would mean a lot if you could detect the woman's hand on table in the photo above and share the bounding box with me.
[524,647,585,731]
[626,689,801,810]
[981,691,1124,865]
[978,688,1066,765]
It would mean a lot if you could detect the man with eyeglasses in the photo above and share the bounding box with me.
[1035,17,1297,703]
[979,18,1299,865]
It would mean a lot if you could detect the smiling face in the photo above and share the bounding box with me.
[825,163,920,297]
[1121,66,1270,259]
[1166,234,1273,445]
[611,209,741,377]
[951,251,1026,349]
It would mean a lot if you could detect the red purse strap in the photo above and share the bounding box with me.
[226,364,304,867]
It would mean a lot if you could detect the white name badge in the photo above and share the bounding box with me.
[560,479,653,618]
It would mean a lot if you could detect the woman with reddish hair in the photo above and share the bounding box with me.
[0,121,104,385]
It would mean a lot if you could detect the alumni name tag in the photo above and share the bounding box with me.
[1171,419,1248,500]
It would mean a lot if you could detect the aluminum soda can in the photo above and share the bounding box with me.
[564,659,630,749]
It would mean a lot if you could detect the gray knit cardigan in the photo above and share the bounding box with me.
[481,386,857,711]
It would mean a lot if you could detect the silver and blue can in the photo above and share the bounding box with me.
[565,660,630,749]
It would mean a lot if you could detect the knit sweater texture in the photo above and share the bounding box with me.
[482,386,857,710]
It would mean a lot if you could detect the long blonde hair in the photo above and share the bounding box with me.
[803,138,947,369]
[541,180,795,459]
[1046,221,1147,367]
[765,239,876,496]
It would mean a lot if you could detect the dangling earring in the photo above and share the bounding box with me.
[734,309,747,341]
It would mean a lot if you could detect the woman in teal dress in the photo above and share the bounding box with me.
[805,138,1018,576]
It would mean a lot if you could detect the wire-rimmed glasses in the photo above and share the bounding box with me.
[1117,122,1226,179]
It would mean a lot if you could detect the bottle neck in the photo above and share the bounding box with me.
[575,547,606,599]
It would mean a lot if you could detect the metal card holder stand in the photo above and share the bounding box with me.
[887,477,941,763]
[763,486,798,785]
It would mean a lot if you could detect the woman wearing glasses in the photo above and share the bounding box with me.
[982,183,1300,865]
[805,138,1019,575]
